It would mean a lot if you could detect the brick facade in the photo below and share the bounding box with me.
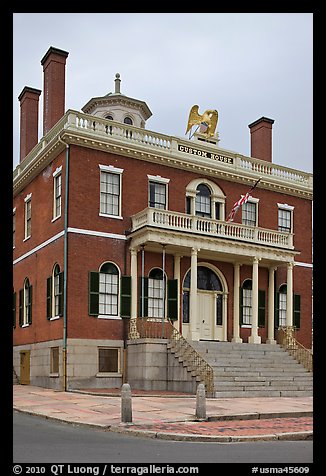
[13,47,313,389]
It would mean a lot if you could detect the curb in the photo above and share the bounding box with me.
[109,425,313,442]
[13,407,313,442]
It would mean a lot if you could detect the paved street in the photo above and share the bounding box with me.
[13,411,313,463]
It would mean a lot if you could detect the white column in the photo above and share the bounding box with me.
[190,248,199,340]
[266,266,276,344]
[249,257,261,344]
[232,263,242,343]
[286,262,294,327]
[174,254,181,330]
[130,248,138,319]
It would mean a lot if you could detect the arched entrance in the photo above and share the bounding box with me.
[182,265,227,341]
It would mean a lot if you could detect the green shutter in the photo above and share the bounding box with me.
[274,291,280,328]
[13,292,16,328]
[139,277,148,317]
[239,286,243,325]
[89,271,99,316]
[27,285,32,324]
[293,294,301,329]
[120,276,132,318]
[58,271,64,317]
[19,289,23,327]
[258,289,266,327]
[167,279,178,321]
[46,276,52,319]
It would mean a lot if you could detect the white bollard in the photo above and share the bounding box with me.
[121,383,133,423]
[195,383,206,420]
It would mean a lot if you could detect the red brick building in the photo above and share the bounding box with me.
[13,47,313,391]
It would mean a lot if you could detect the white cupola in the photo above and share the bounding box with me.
[81,73,152,129]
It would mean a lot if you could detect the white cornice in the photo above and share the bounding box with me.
[13,110,313,200]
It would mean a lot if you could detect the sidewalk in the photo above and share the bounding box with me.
[13,385,313,442]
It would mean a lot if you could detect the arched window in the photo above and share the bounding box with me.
[53,264,61,317]
[195,184,211,217]
[241,279,252,326]
[99,263,119,316]
[278,284,287,327]
[182,266,223,324]
[105,115,113,120]
[124,116,133,125]
[19,278,32,327]
[148,268,166,318]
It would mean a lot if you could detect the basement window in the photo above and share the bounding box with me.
[98,348,120,374]
[50,347,59,375]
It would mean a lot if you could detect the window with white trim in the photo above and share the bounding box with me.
[98,347,120,373]
[13,209,16,248]
[147,175,170,209]
[148,268,166,319]
[99,263,119,317]
[99,165,123,218]
[278,284,287,327]
[24,196,32,239]
[19,278,32,327]
[242,201,257,226]
[241,279,252,326]
[278,204,293,233]
[53,170,62,220]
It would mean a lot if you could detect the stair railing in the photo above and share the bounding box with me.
[276,326,313,372]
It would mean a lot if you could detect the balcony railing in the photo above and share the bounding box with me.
[131,208,294,250]
[14,110,312,196]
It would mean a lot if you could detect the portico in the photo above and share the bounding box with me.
[128,208,298,344]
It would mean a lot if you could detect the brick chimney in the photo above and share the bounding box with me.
[41,46,69,135]
[248,117,274,163]
[18,86,41,163]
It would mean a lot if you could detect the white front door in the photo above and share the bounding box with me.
[197,291,225,341]
[197,291,213,340]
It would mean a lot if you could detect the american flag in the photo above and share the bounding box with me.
[226,178,262,222]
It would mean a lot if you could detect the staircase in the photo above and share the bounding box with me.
[13,367,19,385]
[189,341,313,398]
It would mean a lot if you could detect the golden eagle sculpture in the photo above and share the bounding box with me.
[186,105,218,138]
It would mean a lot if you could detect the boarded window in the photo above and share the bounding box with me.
[98,348,119,373]
[50,347,59,374]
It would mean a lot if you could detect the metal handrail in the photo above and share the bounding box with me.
[276,326,313,372]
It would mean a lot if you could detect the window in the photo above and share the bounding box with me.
[24,195,32,239]
[195,184,211,217]
[242,200,257,226]
[148,268,165,319]
[99,165,123,218]
[241,279,252,326]
[53,171,62,220]
[99,263,119,317]
[19,278,32,327]
[186,179,225,219]
[149,182,166,209]
[278,206,293,233]
[147,175,169,209]
[50,347,59,374]
[13,209,16,248]
[89,268,131,318]
[47,265,64,320]
[278,284,287,327]
[98,348,120,373]
[124,117,133,125]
